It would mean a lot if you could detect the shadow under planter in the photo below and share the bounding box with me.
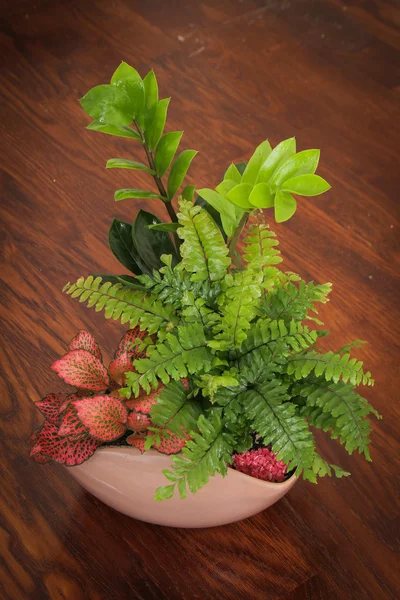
[67,447,297,528]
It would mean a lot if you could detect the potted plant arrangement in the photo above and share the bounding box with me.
[30,63,380,528]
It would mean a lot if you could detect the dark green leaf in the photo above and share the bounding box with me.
[154,131,183,177]
[133,209,178,271]
[110,62,144,120]
[147,222,181,232]
[114,188,164,201]
[282,174,331,196]
[182,185,195,201]
[242,140,272,185]
[235,162,247,176]
[257,138,296,184]
[106,158,155,174]
[86,121,142,140]
[226,183,253,209]
[271,149,320,187]
[249,182,274,208]
[108,219,144,275]
[146,98,170,151]
[92,273,146,289]
[80,84,133,126]
[275,189,297,222]
[167,150,198,199]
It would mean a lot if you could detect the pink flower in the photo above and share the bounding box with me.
[232,448,287,483]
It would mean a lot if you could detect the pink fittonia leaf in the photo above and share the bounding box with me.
[59,393,84,414]
[72,396,128,441]
[154,428,189,455]
[126,434,146,452]
[58,404,89,437]
[115,326,147,358]
[69,330,103,361]
[109,352,135,386]
[51,350,110,391]
[125,386,164,414]
[35,393,68,424]
[127,411,151,432]
[30,421,102,466]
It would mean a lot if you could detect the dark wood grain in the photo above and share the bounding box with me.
[1,1,399,598]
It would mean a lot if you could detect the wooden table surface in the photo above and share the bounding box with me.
[1,1,399,598]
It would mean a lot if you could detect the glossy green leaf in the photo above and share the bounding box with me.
[146,98,170,151]
[182,185,195,201]
[274,189,297,223]
[242,140,272,185]
[223,163,241,184]
[271,149,320,187]
[106,158,155,174]
[257,138,296,184]
[132,210,178,271]
[215,179,237,197]
[249,182,274,208]
[114,188,164,201]
[108,219,143,275]
[143,70,158,130]
[147,222,181,232]
[86,121,142,140]
[167,150,198,199]
[196,188,239,237]
[282,174,331,196]
[110,62,144,121]
[154,131,183,177]
[226,183,253,209]
[80,84,134,126]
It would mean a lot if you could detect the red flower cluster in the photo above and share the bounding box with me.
[232,448,287,483]
[30,328,188,466]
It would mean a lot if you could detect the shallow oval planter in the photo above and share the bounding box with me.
[67,447,297,528]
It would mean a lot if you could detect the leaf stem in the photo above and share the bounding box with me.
[228,213,249,258]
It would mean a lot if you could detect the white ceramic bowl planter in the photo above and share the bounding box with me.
[68,447,297,528]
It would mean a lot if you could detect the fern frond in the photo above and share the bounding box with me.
[181,291,220,329]
[150,380,203,436]
[209,268,263,350]
[126,322,213,395]
[287,351,374,386]
[262,280,332,325]
[294,379,381,460]
[242,221,282,270]
[239,318,319,368]
[307,453,350,482]
[155,412,235,500]
[241,379,315,476]
[63,276,176,333]
[177,199,231,283]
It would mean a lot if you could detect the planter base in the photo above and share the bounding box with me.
[67,447,297,528]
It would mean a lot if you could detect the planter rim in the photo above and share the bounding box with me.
[72,445,297,488]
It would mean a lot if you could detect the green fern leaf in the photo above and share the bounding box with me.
[63,276,176,333]
[242,221,282,270]
[294,378,380,459]
[126,322,213,395]
[287,351,374,386]
[155,412,235,500]
[241,378,315,475]
[262,280,331,325]
[150,380,203,435]
[177,199,231,283]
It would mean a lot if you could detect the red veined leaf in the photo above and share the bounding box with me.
[126,434,146,452]
[58,404,89,437]
[35,393,68,424]
[154,428,190,455]
[51,350,110,391]
[59,393,84,414]
[115,326,148,358]
[69,330,103,361]
[109,351,135,385]
[72,396,128,441]
[125,386,164,414]
[127,411,151,432]
[30,421,102,466]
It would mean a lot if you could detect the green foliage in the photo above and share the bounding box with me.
[68,63,379,501]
